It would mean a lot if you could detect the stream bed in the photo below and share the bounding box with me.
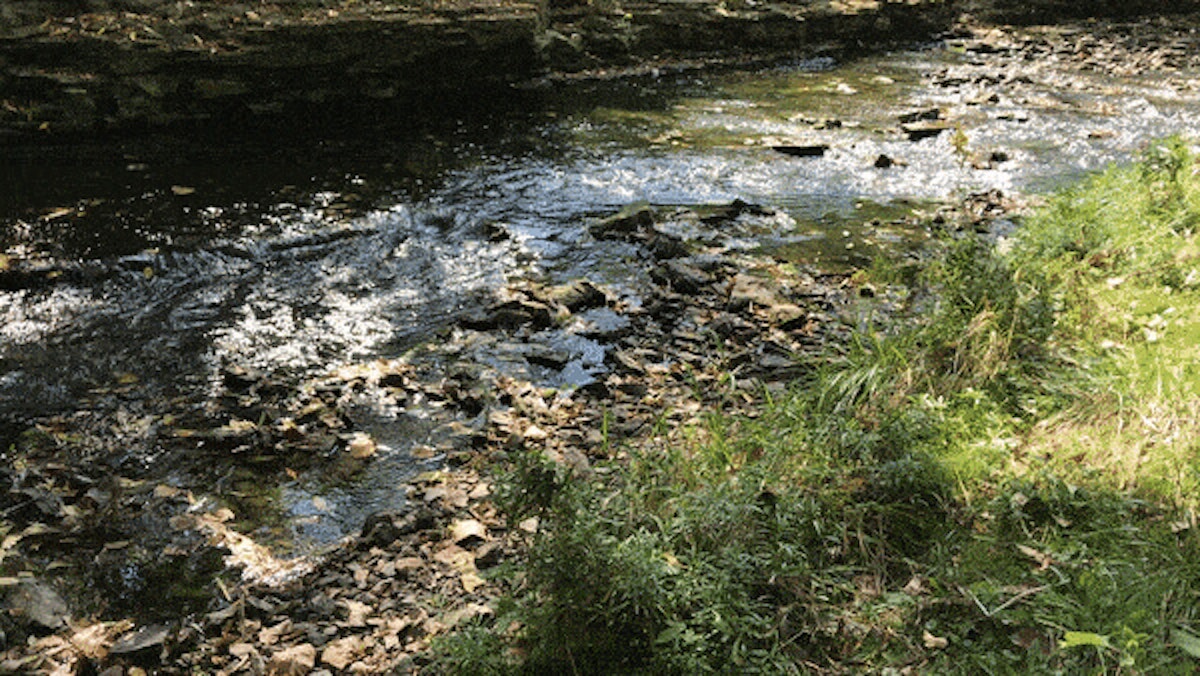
[4,17,1200,622]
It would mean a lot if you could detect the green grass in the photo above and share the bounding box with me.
[433,137,1200,674]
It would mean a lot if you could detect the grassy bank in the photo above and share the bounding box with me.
[437,138,1200,674]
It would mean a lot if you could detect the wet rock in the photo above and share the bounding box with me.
[651,260,713,294]
[4,579,70,633]
[526,348,572,370]
[360,508,445,548]
[874,153,896,168]
[460,298,554,332]
[589,202,655,239]
[700,199,772,225]
[537,280,608,312]
[897,107,942,123]
[772,144,829,158]
[900,122,949,141]
[648,232,689,260]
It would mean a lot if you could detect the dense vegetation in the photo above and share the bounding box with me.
[438,138,1200,673]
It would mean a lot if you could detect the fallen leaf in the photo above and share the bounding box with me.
[268,643,316,676]
[259,619,291,646]
[70,622,115,659]
[903,576,926,596]
[321,636,363,670]
[923,630,949,650]
[433,545,475,573]
[461,571,486,593]
[1016,544,1052,569]
[450,519,487,546]
[341,599,371,627]
[170,185,196,196]
[523,424,549,442]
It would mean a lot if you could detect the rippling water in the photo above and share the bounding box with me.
[4,38,1200,548]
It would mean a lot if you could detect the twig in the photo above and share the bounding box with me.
[961,584,1051,618]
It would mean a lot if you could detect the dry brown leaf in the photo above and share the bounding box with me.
[267,643,316,676]
[320,636,363,670]
[433,545,475,572]
[450,519,488,546]
[341,599,372,627]
[68,623,114,659]
[923,630,949,649]
[461,571,486,593]
[259,619,292,646]
[1016,544,1053,569]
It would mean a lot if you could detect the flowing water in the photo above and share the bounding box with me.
[4,32,1200,558]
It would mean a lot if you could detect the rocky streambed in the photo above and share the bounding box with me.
[4,10,1200,674]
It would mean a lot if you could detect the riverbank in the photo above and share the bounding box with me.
[0,0,956,141]
[6,1,1200,141]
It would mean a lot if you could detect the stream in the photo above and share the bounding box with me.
[4,20,1200,610]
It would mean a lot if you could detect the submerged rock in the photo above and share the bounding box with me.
[3,579,70,634]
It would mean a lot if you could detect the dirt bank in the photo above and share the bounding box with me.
[0,0,955,141]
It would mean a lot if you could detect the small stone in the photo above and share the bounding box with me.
[347,432,377,459]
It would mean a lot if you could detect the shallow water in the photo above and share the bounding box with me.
[4,36,1200,552]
